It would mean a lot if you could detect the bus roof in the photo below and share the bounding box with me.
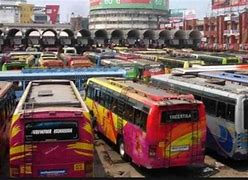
[88,78,196,107]
[159,56,201,62]
[17,80,88,112]
[0,81,13,98]
[152,74,248,97]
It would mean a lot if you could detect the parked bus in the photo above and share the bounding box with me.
[101,58,165,80]
[2,60,28,71]
[10,80,93,177]
[193,53,241,65]
[157,57,205,73]
[171,64,248,75]
[85,77,206,169]
[0,82,16,174]
[151,74,248,160]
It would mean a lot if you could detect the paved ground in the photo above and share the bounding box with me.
[94,135,248,178]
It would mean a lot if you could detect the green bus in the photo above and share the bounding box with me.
[193,53,241,65]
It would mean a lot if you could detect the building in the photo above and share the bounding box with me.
[70,16,89,31]
[20,3,34,23]
[198,1,248,51]
[33,6,48,24]
[0,0,26,5]
[89,0,169,30]
[0,5,20,23]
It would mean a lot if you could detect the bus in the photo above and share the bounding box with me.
[151,74,248,160]
[157,57,205,73]
[10,80,93,177]
[171,64,248,75]
[193,53,241,65]
[0,82,16,174]
[2,60,28,71]
[85,77,207,169]
[101,58,165,80]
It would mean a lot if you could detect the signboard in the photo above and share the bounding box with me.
[90,0,169,10]
[212,0,248,9]
[46,5,59,24]
[25,121,78,142]
[161,110,198,123]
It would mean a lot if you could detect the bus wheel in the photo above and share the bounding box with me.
[118,138,128,161]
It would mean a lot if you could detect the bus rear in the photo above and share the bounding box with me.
[10,80,93,178]
[139,101,206,168]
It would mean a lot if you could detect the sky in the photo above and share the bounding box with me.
[27,0,211,23]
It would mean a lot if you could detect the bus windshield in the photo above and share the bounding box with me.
[161,109,199,123]
[25,121,79,142]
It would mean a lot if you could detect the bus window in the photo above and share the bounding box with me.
[202,98,216,115]
[94,87,101,103]
[111,98,118,114]
[104,93,111,109]
[134,109,147,131]
[226,104,235,123]
[244,100,248,129]
[86,85,94,99]
[217,102,226,119]
[25,121,79,142]
[124,104,134,122]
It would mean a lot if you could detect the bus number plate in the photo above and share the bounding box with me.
[74,163,84,171]
[171,145,189,152]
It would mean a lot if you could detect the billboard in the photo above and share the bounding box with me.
[169,9,196,21]
[90,0,169,10]
[46,5,60,24]
[212,0,248,9]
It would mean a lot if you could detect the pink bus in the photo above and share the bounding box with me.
[10,80,93,177]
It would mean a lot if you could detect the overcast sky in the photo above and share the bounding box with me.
[27,0,211,23]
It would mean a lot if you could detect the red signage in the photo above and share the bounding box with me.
[212,0,248,9]
[90,0,101,6]
[120,0,150,3]
[46,5,59,24]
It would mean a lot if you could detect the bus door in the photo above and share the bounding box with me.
[162,108,199,167]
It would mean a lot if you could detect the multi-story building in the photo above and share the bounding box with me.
[89,0,169,31]
[0,5,20,23]
[198,10,248,51]
[19,3,34,23]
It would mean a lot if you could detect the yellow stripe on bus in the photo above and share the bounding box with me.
[67,142,93,151]
[74,150,93,157]
[11,125,21,139]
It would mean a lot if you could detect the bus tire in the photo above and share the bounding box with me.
[118,138,128,161]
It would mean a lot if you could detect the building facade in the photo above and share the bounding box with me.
[89,0,169,31]
[20,3,34,23]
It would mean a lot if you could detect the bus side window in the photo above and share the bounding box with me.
[86,85,93,99]
[94,88,101,103]
[227,104,235,123]
[100,92,105,106]
[140,112,148,131]
[217,101,227,119]
[202,97,216,115]
[104,93,111,109]
[124,104,134,123]
[111,98,118,114]
[134,109,142,127]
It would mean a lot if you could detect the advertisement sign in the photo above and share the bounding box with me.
[46,5,59,24]
[90,0,169,10]
[212,0,248,9]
